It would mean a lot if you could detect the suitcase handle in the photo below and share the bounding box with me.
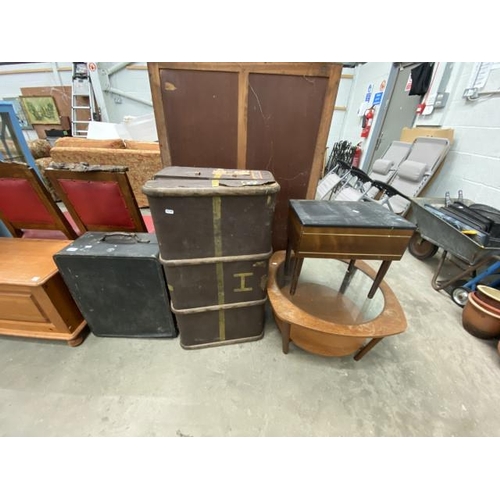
[100,232,150,244]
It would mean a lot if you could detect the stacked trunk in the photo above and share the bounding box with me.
[143,167,280,349]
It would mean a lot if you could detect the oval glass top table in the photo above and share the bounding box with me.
[267,250,408,360]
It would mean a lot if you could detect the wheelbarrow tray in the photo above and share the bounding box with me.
[408,197,500,265]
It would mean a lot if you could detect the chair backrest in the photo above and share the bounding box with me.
[45,163,147,233]
[404,137,450,173]
[369,141,412,183]
[362,141,412,200]
[383,137,451,215]
[0,160,78,238]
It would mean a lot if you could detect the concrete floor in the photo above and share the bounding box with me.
[0,250,499,437]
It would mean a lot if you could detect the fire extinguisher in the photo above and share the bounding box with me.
[351,143,362,168]
[361,107,375,138]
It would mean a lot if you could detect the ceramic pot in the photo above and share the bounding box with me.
[462,293,500,340]
[470,291,500,315]
[476,285,500,309]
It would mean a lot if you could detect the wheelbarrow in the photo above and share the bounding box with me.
[407,197,500,306]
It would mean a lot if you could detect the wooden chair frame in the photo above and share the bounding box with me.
[45,167,147,233]
[0,161,77,239]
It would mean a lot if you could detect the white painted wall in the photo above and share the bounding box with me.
[337,62,500,209]
[93,62,153,123]
[326,67,354,153]
[0,62,72,97]
[0,62,73,141]
[0,62,154,140]
[415,62,500,209]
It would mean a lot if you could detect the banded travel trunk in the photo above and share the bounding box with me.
[54,232,177,338]
[143,167,279,349]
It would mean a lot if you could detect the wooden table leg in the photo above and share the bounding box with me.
[289,257,304,295]
[281,322,291,354]
[354,337,383,361]
[284,239,293,276]
[367,260,392,299]
[339,259,357,294]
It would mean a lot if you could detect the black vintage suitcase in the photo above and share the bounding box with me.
[54,232,177,338]
[143,167,280,349]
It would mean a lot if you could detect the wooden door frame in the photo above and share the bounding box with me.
[147,62,342,198]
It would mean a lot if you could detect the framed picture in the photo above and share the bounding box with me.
[1,97,33,130]
[20,96,61,125]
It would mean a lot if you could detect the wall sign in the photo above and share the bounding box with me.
[365,83,373,103]
[405,74,412,92]
[372,91,383,106]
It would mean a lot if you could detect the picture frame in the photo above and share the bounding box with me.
[19,96,61,125]
[2,97,33,130]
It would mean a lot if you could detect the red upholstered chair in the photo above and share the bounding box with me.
[0,161,78,239]
[45,163,150,233]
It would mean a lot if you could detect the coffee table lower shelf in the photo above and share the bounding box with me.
[267,251,408,360]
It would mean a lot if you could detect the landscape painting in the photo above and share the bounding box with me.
[20,96,61,125]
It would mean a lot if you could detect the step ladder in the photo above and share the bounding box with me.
[71,62,99,137]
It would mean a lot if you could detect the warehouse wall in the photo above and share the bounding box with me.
[93,62,153,123]
[326,67,355,153]
[0,62,73,141]
[336,62,500,209]
[0,62,154,140]
[415,62,500,208]
[5,62,499,211]
[0,62,72,96]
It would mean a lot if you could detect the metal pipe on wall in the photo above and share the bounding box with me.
[107,62,132,76]
[107,87,153,107]
[51,62,64,86]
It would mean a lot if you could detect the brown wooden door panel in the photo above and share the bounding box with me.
[246,73,328,250]
[246,73,327,183]
[160,69,239,168]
